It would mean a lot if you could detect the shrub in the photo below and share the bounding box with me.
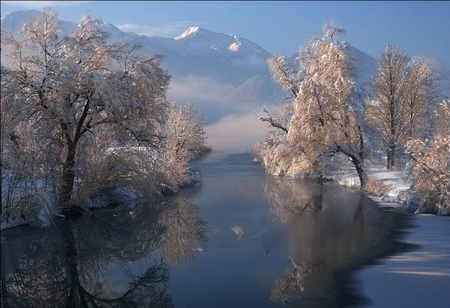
[364,177,393,196]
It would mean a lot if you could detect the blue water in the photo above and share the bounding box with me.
[0,152,412,307]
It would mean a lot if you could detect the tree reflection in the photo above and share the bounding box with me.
[265,177,324,223]
[271,259,325,303]
[1,196,208,307]
[158,198,209,264]
[265,177,381,307]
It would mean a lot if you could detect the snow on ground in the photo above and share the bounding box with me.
[368,168,411,200]
[326,156,413,206]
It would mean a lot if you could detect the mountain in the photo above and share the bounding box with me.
[345,41,377,88]
[1,10,292,123]
[0,9,388,154]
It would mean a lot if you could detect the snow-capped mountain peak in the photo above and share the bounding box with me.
[175,27,243,53]
[174,26,201,40]
[174,26,223,42]
[171,26,271,62]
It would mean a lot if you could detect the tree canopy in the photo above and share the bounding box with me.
[1,9,208,221]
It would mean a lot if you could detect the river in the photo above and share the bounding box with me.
[0,152,422,307]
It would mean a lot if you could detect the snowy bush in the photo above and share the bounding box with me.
[162,101,208,187]
[364,178,394,196]
[405,100,450,215]
[2,188,61,227]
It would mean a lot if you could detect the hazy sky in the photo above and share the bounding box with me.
[2,1,449,153]
[2,1,450,67]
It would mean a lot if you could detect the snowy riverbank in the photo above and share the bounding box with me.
[329,158,415,210]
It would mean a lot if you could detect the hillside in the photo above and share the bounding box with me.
[1,10,390,152]
[0,10,379,121]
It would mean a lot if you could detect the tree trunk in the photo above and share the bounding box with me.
[352,158,367,188]
[334,145,367,188]
[60,142,77,205]
[386,143,395,169]
[390,143,396,168]
[386,150,391,169]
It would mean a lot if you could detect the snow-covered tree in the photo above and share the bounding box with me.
[366,45,438,169]
[290,26,368,185]
[163,101,209,187]
[366,45,409,169]
[251,103,307,176]
[267,55,301,99]
[1,9,172,216]
[406,99,450,215]
[403,57,437,139]
[1,63,62,224]
[255,22,368,187]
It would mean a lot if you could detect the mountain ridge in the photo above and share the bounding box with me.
[1,10,378,123]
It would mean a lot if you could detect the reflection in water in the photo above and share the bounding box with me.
[264,177,393,307]
[1,197,207,307]
[271,259,325,303]
[231,225,244,240]
[1,153,418,308]
[265,178,324,223]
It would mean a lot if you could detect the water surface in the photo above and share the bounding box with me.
[1,152,414,307]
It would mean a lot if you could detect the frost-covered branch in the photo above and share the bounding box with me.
[257,108,289,133]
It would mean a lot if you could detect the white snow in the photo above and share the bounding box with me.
[174,26,199,40]
[228,41,240,52]
[351,168,411,202]
[324,155,413,209]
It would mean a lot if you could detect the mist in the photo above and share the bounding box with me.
[206,111,268,154]
[168,74,272,154]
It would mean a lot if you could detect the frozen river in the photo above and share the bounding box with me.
[1,152,448,307]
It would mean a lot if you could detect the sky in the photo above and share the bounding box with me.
[1,1,450,68]
[2,1,449,153]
